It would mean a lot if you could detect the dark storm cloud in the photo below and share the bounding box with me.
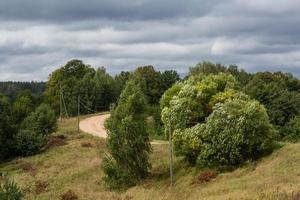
[0,0,300,81]
[0,0,219,21]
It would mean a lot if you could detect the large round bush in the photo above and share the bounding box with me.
[197,99,276,168]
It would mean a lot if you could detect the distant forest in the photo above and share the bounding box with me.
[0,81,46,100]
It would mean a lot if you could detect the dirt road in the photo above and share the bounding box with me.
[79,114,110,138]
[80,114,168,145]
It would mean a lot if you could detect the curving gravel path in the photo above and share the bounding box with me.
[79,114,110,138]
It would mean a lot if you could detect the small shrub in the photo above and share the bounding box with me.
[60,190,78,200]
[13,130,45,156]
[0,174,23,200]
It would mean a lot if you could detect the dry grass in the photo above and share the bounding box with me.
[0,115,299,200]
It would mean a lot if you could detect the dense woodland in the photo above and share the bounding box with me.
[1,60,300,196]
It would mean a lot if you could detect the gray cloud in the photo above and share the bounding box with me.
[0,0,300,81]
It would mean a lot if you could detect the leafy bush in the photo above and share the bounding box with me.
[173,124,204,164]
[21,103,57,136]
[161,73,239,133]
[13,130,45,156]
[282,116,300,142]
[163,73,276,168]
[0,175,23,200]
[196,99,275,168]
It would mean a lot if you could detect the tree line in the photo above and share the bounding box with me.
[1,60,300,192]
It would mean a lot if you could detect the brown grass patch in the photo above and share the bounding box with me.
[81,142,93,148]
[45,135,67,149]
[60,189,78,200]
[35,180,49,194]
[17,160,37,176]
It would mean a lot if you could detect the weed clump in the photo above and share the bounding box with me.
[60,189,78,200]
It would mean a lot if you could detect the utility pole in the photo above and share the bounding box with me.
[77,95,80,133]
[59,83,62,121]
[168,113,174,186]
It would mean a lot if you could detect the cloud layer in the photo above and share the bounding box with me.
[0,0,300,81]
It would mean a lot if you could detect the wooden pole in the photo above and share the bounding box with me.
[59,83,62,121]
[168,114,174,186]
[77,95,80,133]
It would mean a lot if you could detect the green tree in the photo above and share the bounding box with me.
[44,59,95,116]
[159,70,180,92]
[282,116,300,142]
[12,90,34,124]
[132,65,162,104]
[93,67,118,111]
[0,94,16,161]
[102,81,151,189]
[21,103,57,136]
[244,72,300,137]
[114,71,130,97]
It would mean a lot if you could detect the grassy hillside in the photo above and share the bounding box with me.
[1,116,299,200]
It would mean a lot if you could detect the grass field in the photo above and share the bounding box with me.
[1,116,300,200]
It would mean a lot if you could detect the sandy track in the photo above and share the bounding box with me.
[79,114,110,138]
[80,114,169,145]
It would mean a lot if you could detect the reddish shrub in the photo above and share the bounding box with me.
[193,170,218,184]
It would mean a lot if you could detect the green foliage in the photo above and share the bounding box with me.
[21,103,57,136]
[102,81,151,189]
[197,99,275,168]
[0,94,16,161]
[188,61,252,86]
[0,175,23,200]
[189,61,226,76]
[162,73,276,168]
[12,90,34,124]
[173,124,204,164]
[0,81,45,101]
[160,82,183,109]
[161,73,238,132]
[146,105,164,139]
[131,66,180,105]
[160,70,180,92]
[132,65,162,104]
[13,130,45,156]
[244,72,300,136]
[282,116,300,142]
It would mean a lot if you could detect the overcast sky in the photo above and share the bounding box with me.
[1,0,300,81]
